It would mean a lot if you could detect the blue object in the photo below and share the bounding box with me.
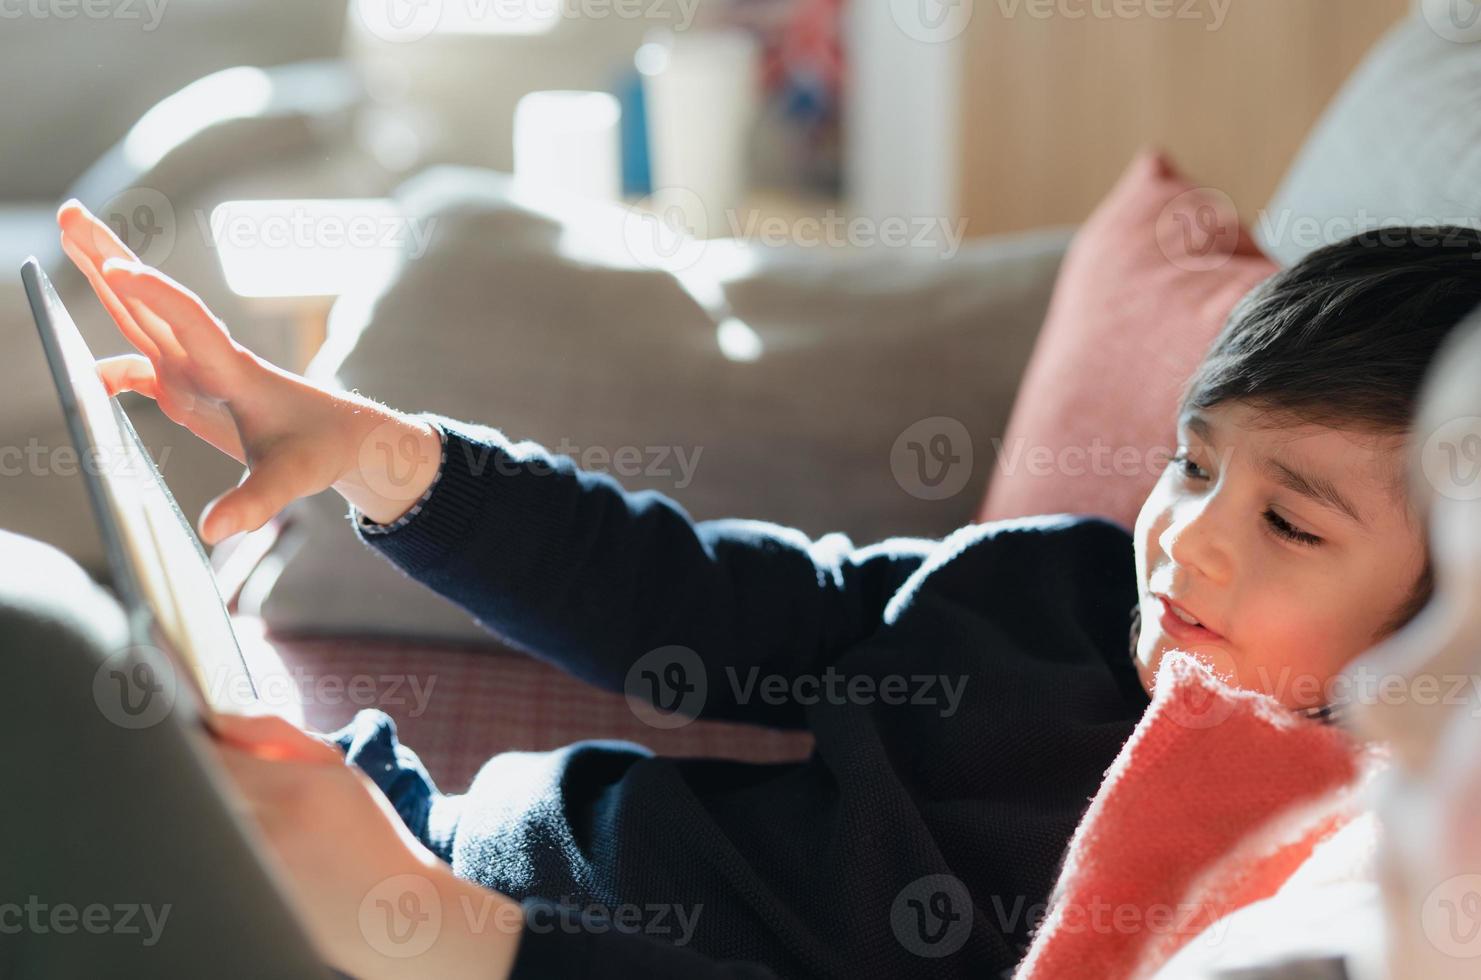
[616,68,652,197]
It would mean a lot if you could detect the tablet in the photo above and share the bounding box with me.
[22,257,257,717]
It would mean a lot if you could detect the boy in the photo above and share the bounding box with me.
[50,203,1481,979]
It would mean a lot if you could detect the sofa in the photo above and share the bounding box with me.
[9,3,1481,795]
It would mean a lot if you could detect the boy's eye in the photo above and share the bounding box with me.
[1170,448,1324,548]
[1169,449,1207,481]
[1264,508,1323,547]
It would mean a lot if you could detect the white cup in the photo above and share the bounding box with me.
[638,29,760,238]
[514,90,624,202]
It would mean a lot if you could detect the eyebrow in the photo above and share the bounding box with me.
[1180,411,1368,530]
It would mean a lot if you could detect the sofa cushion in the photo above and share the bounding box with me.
[257,168,1071,641]
[979,150,1278,533]
[1258,7,1481,265]
[247,621,814,792]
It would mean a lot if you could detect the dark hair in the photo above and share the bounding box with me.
[1178,226,1481,639]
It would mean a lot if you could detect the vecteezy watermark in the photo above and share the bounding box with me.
[991,0,1230,29]
[989,437,1183,482]
[0,0,169,30]
[624,645,708,729]
[893,418,974,501]
[359,873,702,959]
[623,647,970,730]
[726,210,969,259]
[93,644,181,730]
[889,0,975,43]
[1156,186,1242,273]
[1142,650,1241,731]
[91,640,438,729]
[1421,0,1481,43]
[1422,874,1481,958]
[352,0,701,44]
[205,669,439,719]
[622,187,970,273]
[1421,416,1481,502]
[0,898,171,946]
[985,893,1238,948]
[1255,211,1481,260]
[360,873,444,958]
[726,667,969,719]
[522,897,702,945]
[622,186,711,272]
[456,435,702,490]
[892,875,973,957]
[197,205,440,262]
[544,438,703,491]
[355,418,440,506]
[356,422,705,508]
[1256,664,1481,720]
[93,186,177,266]
[0,439,173,479]
[892,0,1232,43]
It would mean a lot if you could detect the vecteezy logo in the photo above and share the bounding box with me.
[1422,0,1481,43]
[359,873,443,958]
[1156,187,1240,272]
[1422,416,1481,502]
[1422,874,1481,958]
[891,874,973,957]
[621,187,710,272]
[357,418,437,504]
[891,417,973,500]
[94,187,177,267]
[92,644,178,730]
[624,645,708,729]
[1161,649,1240,730]
[353,0,445,42]
[889,0,974,44]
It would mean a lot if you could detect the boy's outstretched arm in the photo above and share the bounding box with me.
[355,416,935,727]
[59,202,934,728]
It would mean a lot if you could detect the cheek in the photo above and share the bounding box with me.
[1230,586,1364,705]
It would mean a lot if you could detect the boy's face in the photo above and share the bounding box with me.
[1132,399,1428,708]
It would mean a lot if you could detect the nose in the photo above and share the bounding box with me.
[1158,494,1233,586]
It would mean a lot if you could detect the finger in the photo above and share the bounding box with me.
[60,234,162,363]
[57,198,140,264]
[199,457,304,546]
[102,259,236,360]
[208,712,343,765]
[95,354,160,400]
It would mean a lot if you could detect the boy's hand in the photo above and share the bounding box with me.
[209,713,523,980]
[58,201,443,543]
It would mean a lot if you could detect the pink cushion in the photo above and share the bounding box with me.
[979,150,1279,531]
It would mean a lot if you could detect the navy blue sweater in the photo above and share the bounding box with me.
[344,415,1151,979]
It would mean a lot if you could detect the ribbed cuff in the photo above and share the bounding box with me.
[355,420,448,536]
[349,414,507,576]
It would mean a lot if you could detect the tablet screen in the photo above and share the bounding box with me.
[23,258,256,713]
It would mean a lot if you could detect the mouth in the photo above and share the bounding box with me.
[1152,593,1227,645]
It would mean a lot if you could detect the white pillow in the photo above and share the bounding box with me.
[257,169,1071,640]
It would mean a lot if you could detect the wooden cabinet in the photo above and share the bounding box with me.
[958,0,1413,236]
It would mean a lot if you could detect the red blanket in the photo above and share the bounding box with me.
[1015,651,1367,979]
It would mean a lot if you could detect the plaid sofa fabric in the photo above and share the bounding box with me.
[242,619,815,793]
